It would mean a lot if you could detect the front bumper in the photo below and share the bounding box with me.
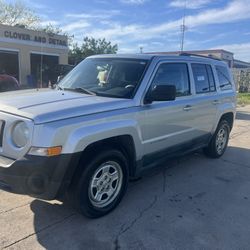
[0,153,81,200]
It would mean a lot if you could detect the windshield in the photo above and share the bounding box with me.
[58,58,149,99]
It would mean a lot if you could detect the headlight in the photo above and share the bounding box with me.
[12,121,30,148]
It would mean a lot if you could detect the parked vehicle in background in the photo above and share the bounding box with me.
[55,64,74,83]
[0,72,19,92]
[0,53,236,218]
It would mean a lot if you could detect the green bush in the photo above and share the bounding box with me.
[237,93,250,106]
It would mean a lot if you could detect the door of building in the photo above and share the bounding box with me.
[30,53,59,87]
[0,50,19,81]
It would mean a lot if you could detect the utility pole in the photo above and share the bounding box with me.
[180,0,187,52]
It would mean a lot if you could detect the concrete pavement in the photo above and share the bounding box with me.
[0,106,250,250]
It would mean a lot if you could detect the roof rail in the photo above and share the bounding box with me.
[179,52,222,61]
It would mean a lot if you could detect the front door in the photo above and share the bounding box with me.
[140,62,198,158]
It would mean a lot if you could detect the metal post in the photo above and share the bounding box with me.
[180,0,187,52]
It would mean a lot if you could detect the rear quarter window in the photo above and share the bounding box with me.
[216,65,232,90]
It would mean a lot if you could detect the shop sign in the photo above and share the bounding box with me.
[3,30,67,47]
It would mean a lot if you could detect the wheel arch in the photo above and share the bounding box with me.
[82,135,137,176]
[219,112,234,130]
[68,134,138,191]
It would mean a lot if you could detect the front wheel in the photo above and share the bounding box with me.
[72,149,129,218]
[204,120,230,158]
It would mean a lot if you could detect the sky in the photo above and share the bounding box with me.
[8,0,250,61]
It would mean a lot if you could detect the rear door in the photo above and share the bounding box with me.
[190,63,218,137]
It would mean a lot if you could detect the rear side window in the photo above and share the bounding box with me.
[152,63,190,97]
[192,64,216,94]
[216,66,232,90]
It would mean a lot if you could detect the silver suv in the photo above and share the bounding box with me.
[0,54,236,218]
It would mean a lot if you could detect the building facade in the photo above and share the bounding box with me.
[233,59,250,69]
[0,24,68,86]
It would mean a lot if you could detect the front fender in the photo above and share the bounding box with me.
[62,119,143,160]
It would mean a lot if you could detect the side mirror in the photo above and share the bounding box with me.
[144,85,176,104]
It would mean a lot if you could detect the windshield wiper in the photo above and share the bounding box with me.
[56,85,63,90]
[63,87,96,95]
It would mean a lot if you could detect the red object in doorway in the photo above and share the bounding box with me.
[0,74,20,92]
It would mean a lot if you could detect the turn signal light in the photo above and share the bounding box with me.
[47,146,62,156]
[28,146,62,157]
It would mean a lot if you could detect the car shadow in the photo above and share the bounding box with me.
[30,146,250,250]
[236,111,250,121]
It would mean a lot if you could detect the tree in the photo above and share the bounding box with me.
[69,43,84,65]
[0,0,40,28]
[69,37,118,65]
[0,0,67,36]
[81,37,118,57]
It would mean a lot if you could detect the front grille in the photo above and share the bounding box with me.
[0,120,5,147]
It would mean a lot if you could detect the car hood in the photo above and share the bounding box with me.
[0,89,134,124]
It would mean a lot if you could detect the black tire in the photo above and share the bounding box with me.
[203,120,230,158]
[71,149,129,218]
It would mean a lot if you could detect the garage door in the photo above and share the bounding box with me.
[0,50,19,81]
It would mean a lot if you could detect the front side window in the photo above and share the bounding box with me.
[216,65,232,90]
[152,63,190,97]
[59,58,149,99]
[192,63,216,94]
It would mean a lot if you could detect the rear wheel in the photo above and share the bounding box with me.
[71,149,129,218]
[204,120,230,158]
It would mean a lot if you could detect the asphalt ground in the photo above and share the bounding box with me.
[0,105,250,250]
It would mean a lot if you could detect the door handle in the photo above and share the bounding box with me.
[183,105,192,111]
[212,100,220,105]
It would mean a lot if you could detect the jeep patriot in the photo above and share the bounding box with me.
[0,54,236,218]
